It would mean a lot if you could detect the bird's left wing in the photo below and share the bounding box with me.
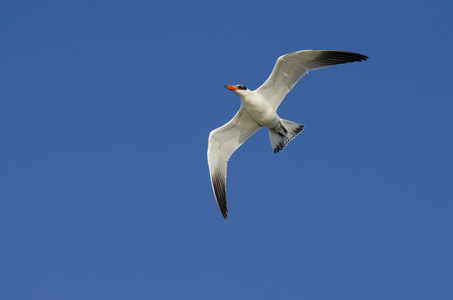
[207,106,262,219]
[256,50,368,109]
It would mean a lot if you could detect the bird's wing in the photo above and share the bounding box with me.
[256,50,368,109]
[207,106,262,219]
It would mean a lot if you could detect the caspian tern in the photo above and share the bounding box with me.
[207,50,368,219]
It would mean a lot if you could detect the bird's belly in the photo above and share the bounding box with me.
[245,103,280,129]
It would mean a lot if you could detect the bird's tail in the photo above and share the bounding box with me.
[268,119,305,154]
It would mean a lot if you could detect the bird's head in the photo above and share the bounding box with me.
[224,84,249,95]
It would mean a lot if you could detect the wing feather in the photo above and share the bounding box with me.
[207,107,262,219]
[256,50,368,109]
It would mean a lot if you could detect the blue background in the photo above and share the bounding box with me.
[2,0,452,299]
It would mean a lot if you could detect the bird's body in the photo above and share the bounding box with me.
[208,50,368,219]
[235,90,279,129]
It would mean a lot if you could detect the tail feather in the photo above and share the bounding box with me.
[269,119,304,153]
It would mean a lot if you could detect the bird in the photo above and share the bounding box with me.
[207,49,368,219]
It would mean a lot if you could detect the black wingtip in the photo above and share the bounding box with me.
[354,53,369,61]
[318,51,369,66]
[220,198,228,219]
[212,172,228,220]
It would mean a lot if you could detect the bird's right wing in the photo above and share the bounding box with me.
[207,106,262,219]
[256,50,368,109]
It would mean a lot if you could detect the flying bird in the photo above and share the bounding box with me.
[207,50,368,219]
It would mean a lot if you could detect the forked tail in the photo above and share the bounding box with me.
[268,119,305,153]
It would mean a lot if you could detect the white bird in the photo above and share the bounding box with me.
[207,50,368,219]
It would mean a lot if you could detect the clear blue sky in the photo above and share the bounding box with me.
[1,0,452,299]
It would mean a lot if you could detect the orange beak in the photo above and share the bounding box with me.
[224,85,238,91]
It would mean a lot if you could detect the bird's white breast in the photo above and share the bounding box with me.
[239,92,280,129]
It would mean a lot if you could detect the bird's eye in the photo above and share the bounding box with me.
[236,85,247,90]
